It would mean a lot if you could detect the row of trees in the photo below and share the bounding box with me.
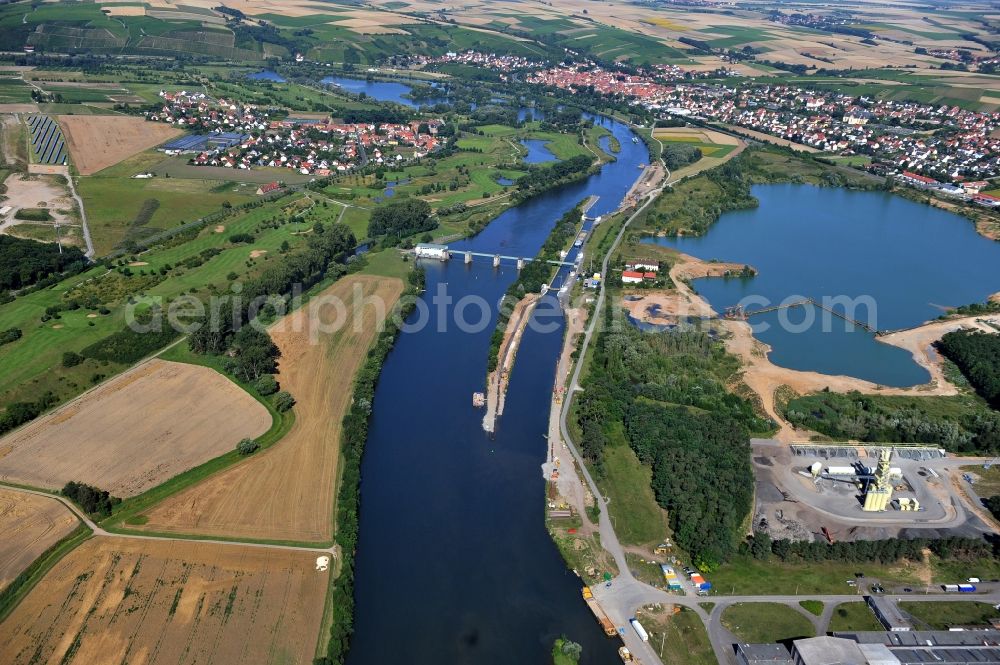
[189,223,356,355]
[751,531,993,564]
[80,323,179,365]
[62,481,120,518]
[937,330,1000,409]
[182,221,356,420]
[0,391,58,437]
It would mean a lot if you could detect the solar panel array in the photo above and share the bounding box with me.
[27,115,67,166]
[161,132,249,152]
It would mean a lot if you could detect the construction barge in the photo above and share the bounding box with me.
[581,586,617,637]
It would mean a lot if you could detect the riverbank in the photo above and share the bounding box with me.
[483,293,539,433]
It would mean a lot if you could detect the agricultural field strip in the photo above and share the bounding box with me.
[134,275,406,543]
[0,484,336,555]
[0,537,328,665]
[0,488,78,589]
[0,359,273,499]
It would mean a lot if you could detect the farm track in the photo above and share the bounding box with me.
[65,174,93,258]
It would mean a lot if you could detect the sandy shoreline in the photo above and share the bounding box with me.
[626,253,1000,440]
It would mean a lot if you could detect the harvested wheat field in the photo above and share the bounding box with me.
[0,537,328,665]
[0,359,271,497]
[136,274,404,542]
[0,489,78,590]
[58,115,182,175]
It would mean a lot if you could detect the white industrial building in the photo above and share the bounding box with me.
[414,243,449,260]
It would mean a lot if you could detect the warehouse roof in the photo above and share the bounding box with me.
[735,643,793,664]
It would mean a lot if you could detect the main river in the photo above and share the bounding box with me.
[346,116,646,664]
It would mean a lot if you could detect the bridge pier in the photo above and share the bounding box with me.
[493,254,500,268]
[465,251,472,265]
[516,257,524,270]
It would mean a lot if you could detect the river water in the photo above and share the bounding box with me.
[647,184,1000,387]
[346,116,647,664]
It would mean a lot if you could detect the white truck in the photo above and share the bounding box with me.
[630,618,649,642]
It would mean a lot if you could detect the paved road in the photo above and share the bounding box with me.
[65,173,95,258]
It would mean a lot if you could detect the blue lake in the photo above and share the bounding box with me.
[646,184,1000,386]
[521,138,557,164]
[497,176,515,186]
[320,76,447,107]
[247,70,286,82]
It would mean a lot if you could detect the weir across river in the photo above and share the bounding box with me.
[449,250,576,268]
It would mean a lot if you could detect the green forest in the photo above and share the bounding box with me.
[515,154,593,198]
[938,330,1000,409]
[575,301,771,568]
[0,236,87,292]
[367,198,435,240]
[784,391,1000,454]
